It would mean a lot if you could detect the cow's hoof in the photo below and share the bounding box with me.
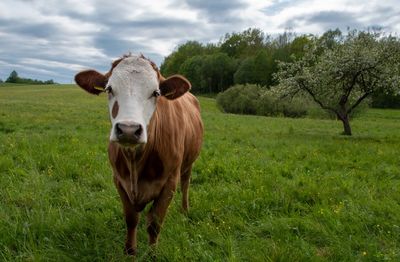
[124,246,137,256]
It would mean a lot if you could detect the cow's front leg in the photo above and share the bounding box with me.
[114,178,140,255]
[146,176,178,245]
[124,210,140,255]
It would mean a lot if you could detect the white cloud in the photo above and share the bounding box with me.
[0,60,61,76]
[19,58,87,71]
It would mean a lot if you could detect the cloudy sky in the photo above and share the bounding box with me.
[0,0,399,83]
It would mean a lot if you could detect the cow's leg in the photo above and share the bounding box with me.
[180,165,192,213]
[146,175,178,245]
[114,178,140,255]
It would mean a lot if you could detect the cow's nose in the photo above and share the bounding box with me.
[115,122,143,144]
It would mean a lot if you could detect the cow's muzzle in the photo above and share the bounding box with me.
[115,121,143,145]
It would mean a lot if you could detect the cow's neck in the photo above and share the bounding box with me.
[119,144,145,200]
[110,110,158,204]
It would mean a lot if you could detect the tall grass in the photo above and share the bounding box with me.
[0,85,399,261]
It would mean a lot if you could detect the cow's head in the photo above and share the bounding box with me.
[75,54,191,146]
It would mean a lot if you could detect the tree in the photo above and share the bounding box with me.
[289,35,312,59]
[317,29,343,51]
[274,29,295,48]
[0,78,3,83]
[274,30,400,135]
[180,53,236,94]
[44,79,55,84]
[179,55,205,93]
[4,70,57,85]
[201,53,237,93]
[233,52,274,87]
[6,70,19,83]
[220,28,266,58]
[253,50,273,87]
[234,57,256,85]
[160,41,205,76]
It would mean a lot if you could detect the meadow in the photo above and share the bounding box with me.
[0,84,399,261]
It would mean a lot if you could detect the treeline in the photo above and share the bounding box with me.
[160,28,400,108]
[161,28,313,93]
[3,70,56,85]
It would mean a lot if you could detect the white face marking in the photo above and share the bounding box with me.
[106,55,159,144]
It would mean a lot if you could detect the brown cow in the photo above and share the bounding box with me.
[74,54,203,255]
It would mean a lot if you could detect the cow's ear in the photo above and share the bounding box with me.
[75,70,108,95]
[159,75,191,100]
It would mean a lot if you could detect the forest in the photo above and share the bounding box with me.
[160,28,400,109]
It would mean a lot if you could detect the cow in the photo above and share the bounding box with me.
[74,54,203,255]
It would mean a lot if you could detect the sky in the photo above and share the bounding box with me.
[0,0,399,83]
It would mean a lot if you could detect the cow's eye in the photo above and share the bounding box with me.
[152,90,161,98]
[104,86,112,93]
[105,86,112,93]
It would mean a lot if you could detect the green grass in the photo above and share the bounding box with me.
[0,84,399,261]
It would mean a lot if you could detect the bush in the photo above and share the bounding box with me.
[371,93,400,109]
[217,84,309,118]
[279,97,309,118]
[216,85,261,115]
[217,84,368,119]
[256,93,278,116]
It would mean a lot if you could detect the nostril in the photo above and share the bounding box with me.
[116,123,123,137]
[134,125,142,138]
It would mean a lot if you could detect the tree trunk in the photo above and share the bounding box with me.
[338,114,352,136]
[337,98,352,136]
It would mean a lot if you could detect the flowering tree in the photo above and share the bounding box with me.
[274,31,400,135]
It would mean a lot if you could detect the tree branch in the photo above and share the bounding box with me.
[347,91,372,114]
[359,73,375,93]
[341,70,362,105]
[298,79,338,114]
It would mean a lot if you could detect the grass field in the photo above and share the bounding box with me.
[0,84,399,261]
